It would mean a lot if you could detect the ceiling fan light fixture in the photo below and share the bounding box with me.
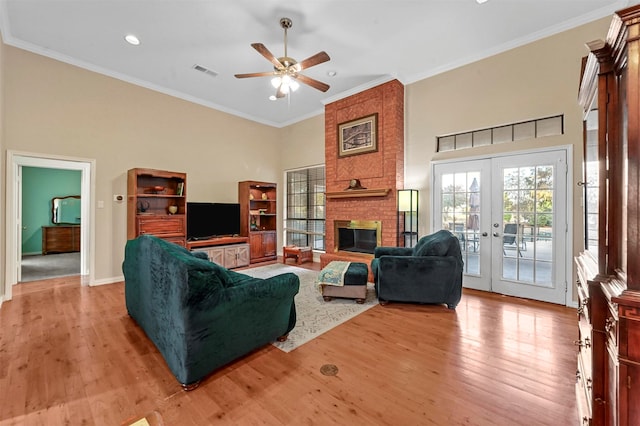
[235,17,330,97]
[281,75,299,92]
[270,75,299,99]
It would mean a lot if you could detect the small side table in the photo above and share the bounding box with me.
[283,246,312,265]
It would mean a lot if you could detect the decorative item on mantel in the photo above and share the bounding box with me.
[345,179,366,190]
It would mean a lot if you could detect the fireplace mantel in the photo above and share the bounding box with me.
[325,188,391,199]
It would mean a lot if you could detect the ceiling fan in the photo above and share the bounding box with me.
[235,17,331,99]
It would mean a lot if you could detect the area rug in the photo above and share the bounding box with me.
[240,264,378,352]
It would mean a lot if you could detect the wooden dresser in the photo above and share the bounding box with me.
[576,5,640,425]
[42,225,80,254]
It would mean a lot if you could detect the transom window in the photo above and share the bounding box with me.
[437,115,564,152]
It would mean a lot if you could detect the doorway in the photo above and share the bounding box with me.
[4,151,95,301]
[432,148,571,305]
[20,167,82,282]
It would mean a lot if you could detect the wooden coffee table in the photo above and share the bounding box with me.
[283,246,312,265]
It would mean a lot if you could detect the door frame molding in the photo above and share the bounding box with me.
[430,145,574,307]
[4,150,96,301]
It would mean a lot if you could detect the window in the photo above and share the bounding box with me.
[437,115,564,152]
[285,166,325,250]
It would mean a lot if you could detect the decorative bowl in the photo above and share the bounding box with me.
[152,185,165,194]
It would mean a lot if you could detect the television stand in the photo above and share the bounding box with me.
[186,236,249,249]
[187,236,250,270]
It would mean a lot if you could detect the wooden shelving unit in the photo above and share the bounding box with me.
[238,181,277,263]
[127,168,187,246]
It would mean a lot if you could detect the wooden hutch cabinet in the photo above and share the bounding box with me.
[127,168,187,246]
[576,5,640,425]
[238,181,277,263]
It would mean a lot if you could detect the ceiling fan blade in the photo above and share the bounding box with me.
[234,71,275,79]
[251,43,284,69]
[295,74,330,92]
[297,51,330,71]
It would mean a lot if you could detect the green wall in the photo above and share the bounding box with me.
[22,167,81,254]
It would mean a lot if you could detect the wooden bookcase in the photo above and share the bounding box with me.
[127,168,187,246]
[238,181,277,263]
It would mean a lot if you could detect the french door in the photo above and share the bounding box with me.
[432,149,569,305]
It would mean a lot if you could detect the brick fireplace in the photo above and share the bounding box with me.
[321,79,404,276]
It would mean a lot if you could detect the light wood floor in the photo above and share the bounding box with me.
[0,261,579,425]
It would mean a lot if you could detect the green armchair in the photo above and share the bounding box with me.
[371,230,463,309]
[122,235,299,389]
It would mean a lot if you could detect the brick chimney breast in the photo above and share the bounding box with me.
[324,79,405,257]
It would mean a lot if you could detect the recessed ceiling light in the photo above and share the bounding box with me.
[124,34,140,46]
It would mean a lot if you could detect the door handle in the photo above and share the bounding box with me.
[481,232,488,237]
[493,232,500,237]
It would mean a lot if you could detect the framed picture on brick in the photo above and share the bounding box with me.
[338,113,378,157]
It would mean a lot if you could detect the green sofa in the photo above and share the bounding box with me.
[122,235,299,389]
[371,230,463,309]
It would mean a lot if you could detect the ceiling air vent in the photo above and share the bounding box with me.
[192,64,218,77]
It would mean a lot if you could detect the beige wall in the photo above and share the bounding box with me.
[404,16,610,259]
[2,45,281,287]
[278,114,325,172]
[0,15,613,301]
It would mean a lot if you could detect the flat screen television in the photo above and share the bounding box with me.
[187,202,241,240]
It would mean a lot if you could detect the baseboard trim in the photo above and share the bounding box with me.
[90,275,123,286]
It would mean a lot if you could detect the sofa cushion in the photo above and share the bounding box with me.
[191,251,209,260]
[152,237,234,287]
[413,230,456,257]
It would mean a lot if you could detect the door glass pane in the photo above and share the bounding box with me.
[502,165,554,286]
[440,171,480,275]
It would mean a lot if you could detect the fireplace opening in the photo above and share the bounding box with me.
[338,228,377,253]
[334,220,381,255]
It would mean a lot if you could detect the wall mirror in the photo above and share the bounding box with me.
[52,195,81,224]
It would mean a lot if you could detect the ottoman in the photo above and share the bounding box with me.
[320,261,368,304]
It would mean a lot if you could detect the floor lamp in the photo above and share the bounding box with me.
[397,189,418,247]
